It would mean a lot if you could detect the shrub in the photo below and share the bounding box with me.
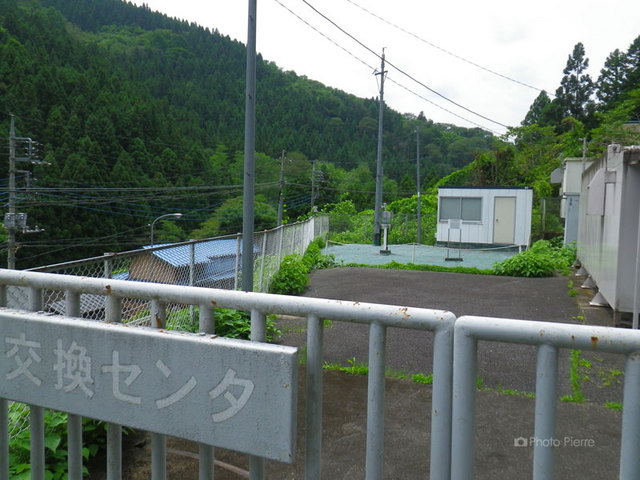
[269,254,310,295]
[493,239,577,277]
[269,239,336,295]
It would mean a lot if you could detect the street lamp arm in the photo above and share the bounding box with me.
[150,213,183,246]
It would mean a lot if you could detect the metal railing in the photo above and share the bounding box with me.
[452,315,640,479]
[0,268,455,480]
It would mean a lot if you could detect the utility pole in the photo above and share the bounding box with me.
[277,150,286,226]
[416,128,421,245]
[6,115,45,269]
[373,50,386,246]
[242,0,257,293]
[8,115,16,269]
[311,159,317,210]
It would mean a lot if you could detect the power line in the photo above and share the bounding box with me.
[272,0,501,133]
[342,0,551,96]
[299,0,509,129]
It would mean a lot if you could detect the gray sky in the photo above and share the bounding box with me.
[130,0,640,136]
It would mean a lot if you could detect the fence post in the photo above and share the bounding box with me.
[258,233,268,292]
[199,303,216,479]
[430,322,454,480]
[365,322,387,479]
[103,252,113,279]
[150,300,167,480]
[0,397,7,480]
[305,314,324,479]
[278,225,284,263]
[620,352,640,478]
[451,325,478,480]
[28,287,45,480]
[65,291,84,480]
[250,309,266,480]
[533,344,558,479]
[235,234,241,290]
[105,293,123,480]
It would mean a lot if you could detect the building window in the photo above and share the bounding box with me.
[439,197,482,221]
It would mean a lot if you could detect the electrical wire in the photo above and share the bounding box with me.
[272,0,502,133]
[342,0,551,96]
[299,0,509,129]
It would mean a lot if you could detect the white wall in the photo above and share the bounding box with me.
[578,145,640,313]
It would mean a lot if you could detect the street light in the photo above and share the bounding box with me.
[150,213,182,246]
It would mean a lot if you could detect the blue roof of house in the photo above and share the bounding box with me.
[143,239,256,268]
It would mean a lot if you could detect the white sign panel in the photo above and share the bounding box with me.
[0,309,298,463]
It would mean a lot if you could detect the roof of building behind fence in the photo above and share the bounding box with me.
[142,239,261,268]
[143,239,240,268]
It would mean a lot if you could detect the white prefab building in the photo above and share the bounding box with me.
[436,187,533,248]
[577,144,640,322]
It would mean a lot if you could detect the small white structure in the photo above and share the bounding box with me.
[577,144,640,323]
[436,187,533,248]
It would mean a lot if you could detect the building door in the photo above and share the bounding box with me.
[493,197,516,244]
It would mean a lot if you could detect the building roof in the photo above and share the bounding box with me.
[142,239,255,268]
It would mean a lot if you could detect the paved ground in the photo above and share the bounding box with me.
[102,267,626,479]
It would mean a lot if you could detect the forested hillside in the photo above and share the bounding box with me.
[0,0,494,267]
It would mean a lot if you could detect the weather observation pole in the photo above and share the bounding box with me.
[416,128,421,244]
[373,50,386,246]
[242,0,257,294]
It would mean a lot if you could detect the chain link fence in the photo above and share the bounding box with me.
[327,212,438,245]
[6,216,328,331]
[5,216,327,441]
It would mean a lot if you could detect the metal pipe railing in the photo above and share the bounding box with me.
[452,315,640,480]
[0,268,455,480]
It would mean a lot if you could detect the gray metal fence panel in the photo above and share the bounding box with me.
[0,268,454,480]
[452,315,640,480]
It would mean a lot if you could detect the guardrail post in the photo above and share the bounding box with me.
[533,344,558,479]
[305,314,324,479]
[107,423,122,480]
[0,398,7,480]
[430,322,454,480]
[365,322,387,480]
[65,290,84,480]
[199,303,215,480]
[451,323,478,480]
[105,291,122,480]
[28,287,45,480]
[250,309,266,480]
[620,352,640,478]
[151,300,167,480]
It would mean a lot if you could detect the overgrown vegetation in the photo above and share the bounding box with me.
[166,306,281,342]
[269,237,335,295]
[9,407,107,479]
[493,239,576,277]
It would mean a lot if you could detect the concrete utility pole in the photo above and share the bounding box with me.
[6,115,45,269]
[277,150,286,226]
[242,0,257,293]
[8,115,16,269]
[373,50,387,246]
